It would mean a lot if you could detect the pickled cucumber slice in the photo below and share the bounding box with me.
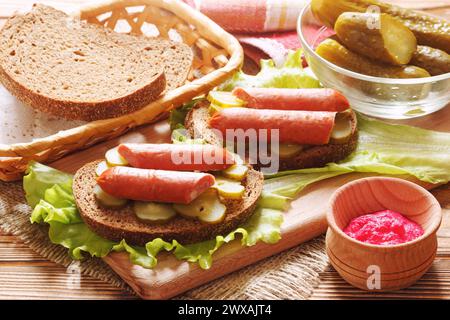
[331,112,353,144]
[222,164,249,181]
[198,200,227,224]
[278,144,304,158]
[221,153,249,181]
[213,177,245,199]
[105,147,128,167]
[411,46,450,76]
[311,0,450,53]
[173,189,227,224]
[94,184,128,208]
[95,161,111,176]
[335,12,417,65]
[208,103,223,116]
[316,39,430,78]
[133,202,176,224]
[207,91,246,108]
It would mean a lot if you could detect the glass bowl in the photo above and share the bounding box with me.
[297,4,450,119]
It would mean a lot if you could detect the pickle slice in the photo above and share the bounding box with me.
[331,112,353,144]
[198,200,227,224]
[316,39,430,79]
[208,103,223,116]
[173,189,227,224]
[95,161,111,176]
[94,184,128,208]
[207,91,246,108]
[335,12,417,66]
[411,46,450,76]
[213,177,245,199]
[221,153,248,181]
[278,144,304,158]
[133,202,177,224]
[222,164,248,181]
[105,147,128,167]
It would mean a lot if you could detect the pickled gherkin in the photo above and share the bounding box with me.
[411,46,450,76]
[315,38,430,78]
[335,12,417,65]
[311,0,450,53]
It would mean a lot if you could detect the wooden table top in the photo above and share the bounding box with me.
[0,0,449,300]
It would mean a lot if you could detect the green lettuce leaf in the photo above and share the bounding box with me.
[48,222,115,259]
[113,240,158,268]
[169,98,207,145]
[171,126,205,145]
[24,163,284,269]
[169,98,204,130]
[120,208,283,270]
[219,50,320,91]
[24,161,72,207]
[155,208,282,269]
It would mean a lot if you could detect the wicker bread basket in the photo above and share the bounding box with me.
[0,0,244,181]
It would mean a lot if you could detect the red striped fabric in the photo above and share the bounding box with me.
[182,0,307,65]
[196,0,267,33]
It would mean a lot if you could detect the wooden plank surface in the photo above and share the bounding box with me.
[0,0,449,300]
[0,232,136,299]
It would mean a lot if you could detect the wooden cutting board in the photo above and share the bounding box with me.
[2,0,448,301]
[51,105,450,299]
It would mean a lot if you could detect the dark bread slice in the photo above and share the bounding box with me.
[73,161,264,246]
[185,100,358,171]
[105,31,193,90]
[0,5,166,121]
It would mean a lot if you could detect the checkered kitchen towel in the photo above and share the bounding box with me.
[184,0,308,64]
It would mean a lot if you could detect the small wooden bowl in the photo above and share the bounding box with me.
[326,177,442,292]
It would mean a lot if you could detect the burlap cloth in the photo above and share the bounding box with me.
[0,180,328,299]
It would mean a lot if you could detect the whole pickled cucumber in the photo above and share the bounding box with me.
[411,46,450,76]
[316,38,430,78]
[311,0,450,53]
[335,12,417,65]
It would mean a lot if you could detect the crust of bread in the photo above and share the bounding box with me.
[0,66,166,121]
[185,100,358,171]
[73,161,264,246]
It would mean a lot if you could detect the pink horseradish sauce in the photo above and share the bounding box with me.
[344,210,424,246]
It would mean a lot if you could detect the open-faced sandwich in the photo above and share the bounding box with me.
[185,87,358,171]
[73,144,263,245]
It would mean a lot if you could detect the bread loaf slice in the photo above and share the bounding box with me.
[0,4,167,121]
[73,161,264,245]
[105,31,193,91]
[185,100,358,171]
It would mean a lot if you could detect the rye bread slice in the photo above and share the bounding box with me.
[105,31,193,91]
[0,4,166,121]
[73,161,264,245]
[185,100,358,171]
